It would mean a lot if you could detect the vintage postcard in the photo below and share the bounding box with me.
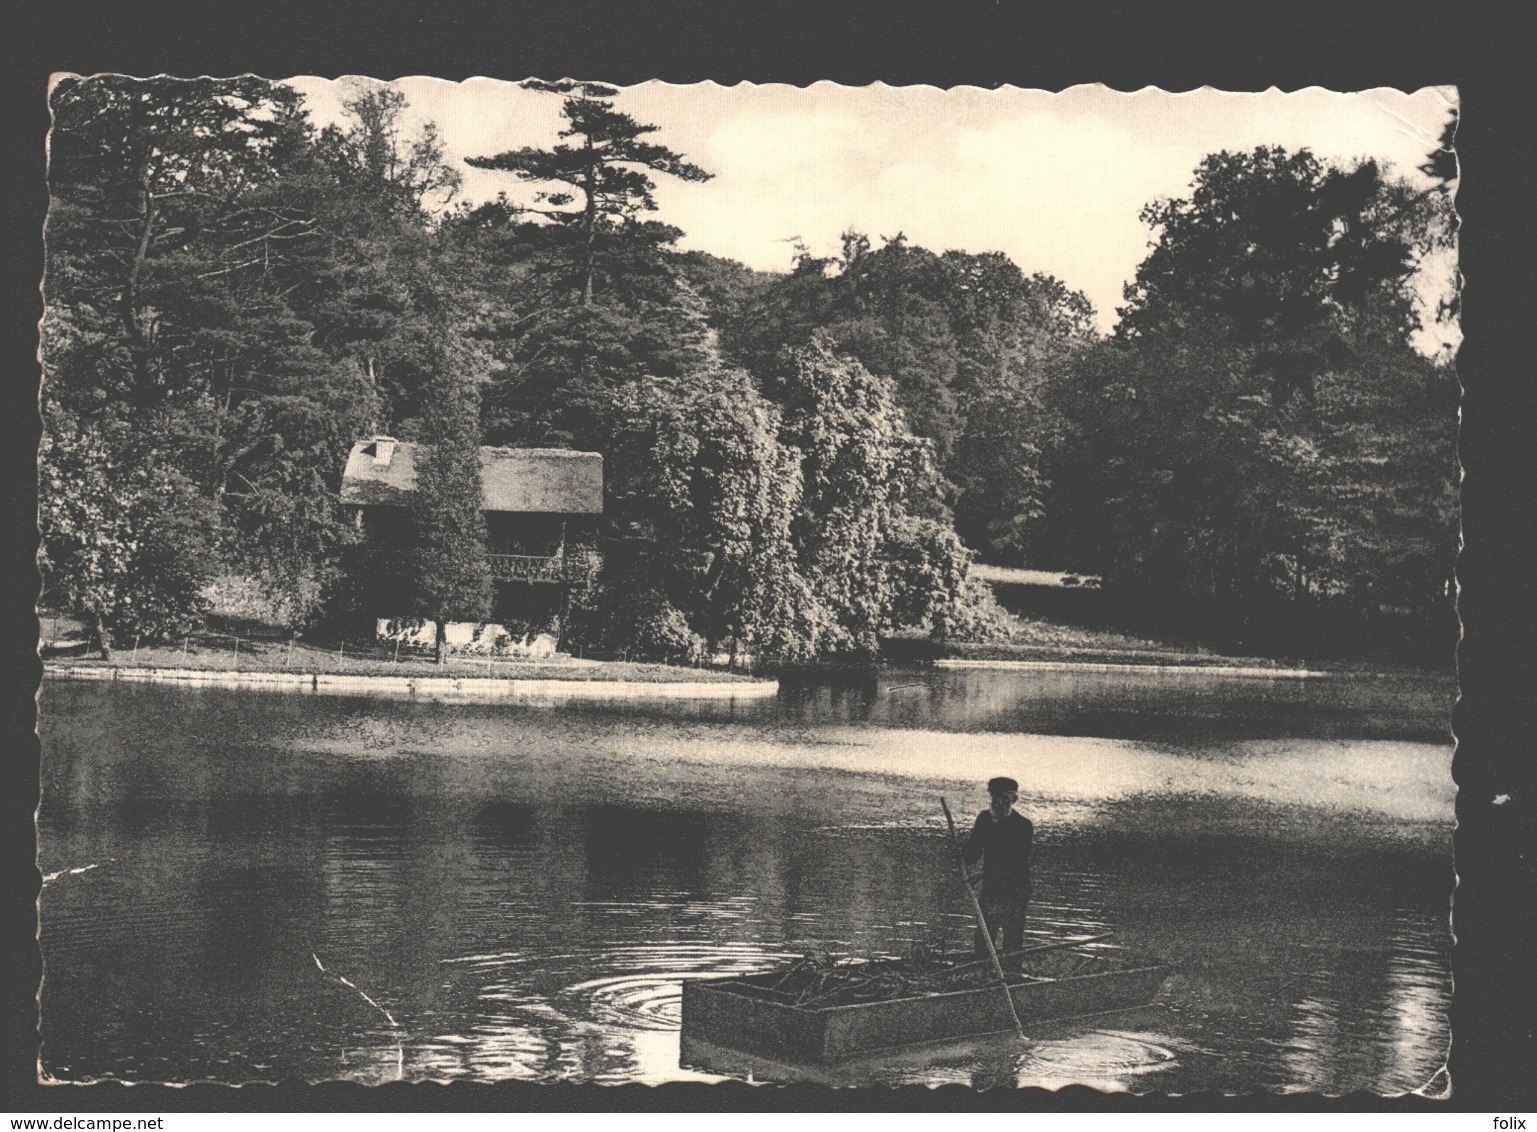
[35,78,1459,1093]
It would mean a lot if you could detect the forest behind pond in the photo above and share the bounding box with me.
[39,78,1460,666]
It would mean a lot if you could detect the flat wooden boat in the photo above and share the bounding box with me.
[681,949,1168,1063]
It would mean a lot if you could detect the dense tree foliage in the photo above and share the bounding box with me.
[1036,146,1458,654]
[38,411,221,656]
[40,78,1458,665]
[717,234,1098,564]
[42,76,377,642]
[584,336,967,665]
[405,329,494,663]
[765,334,969,655]
[590,364,801,663]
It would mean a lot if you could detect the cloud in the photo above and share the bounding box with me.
[707,104,872,182]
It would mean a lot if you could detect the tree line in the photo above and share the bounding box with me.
[39,76,1459,664]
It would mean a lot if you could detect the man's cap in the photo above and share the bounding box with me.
[987,776,1019,795]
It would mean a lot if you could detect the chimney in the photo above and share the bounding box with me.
[372,436,397,468]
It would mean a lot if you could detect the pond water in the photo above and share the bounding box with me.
[37,666,1455,1092]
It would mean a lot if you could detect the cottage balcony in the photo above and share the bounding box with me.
[487,553,566,583]
[487,549,601,584]
[349,546,599,587]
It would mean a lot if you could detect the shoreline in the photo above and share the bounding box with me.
[933,658,1334,679]
[43,663,781,702]
[41,653,1361,704]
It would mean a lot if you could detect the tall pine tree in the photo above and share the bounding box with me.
[466,80,712,306]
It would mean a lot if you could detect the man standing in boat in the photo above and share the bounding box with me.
[961,776,1033,959]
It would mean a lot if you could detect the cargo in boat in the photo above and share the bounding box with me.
[680,945,1169,1064]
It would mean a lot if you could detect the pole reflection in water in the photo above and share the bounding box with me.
[38,671,1452,1089]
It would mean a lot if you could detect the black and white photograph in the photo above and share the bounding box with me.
[33,75,1465,1094]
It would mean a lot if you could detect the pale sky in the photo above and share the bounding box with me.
[288,77,1458,337]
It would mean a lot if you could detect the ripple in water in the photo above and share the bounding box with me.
[1013,1029,1180,1090]
[556,941,793,1031]
[418,938,796,1080]
[563,974,685,1031]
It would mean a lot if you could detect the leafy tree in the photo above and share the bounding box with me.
[938,254,1097,561]
[593,365,816,664]
[1118,146,1453,385]
[297,83,469,433]
[571,331,968,665]
[673,250,777,334]
[43,75,379,630]
[594,374,746,662]
[45,76,315,397]
[473,281,717,448]
[316,83,462,218]
[466,80,712,305]
[232,83,465,619]
[721,235,1097,564]
[39,411,220,657]
[723,234,960,454]
[1042,142,1458,656]
[766,333,970,656]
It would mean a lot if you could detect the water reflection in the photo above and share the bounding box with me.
[1275,912,1451,1095]
[782,668,1453,742]
[38,671,1452,1090]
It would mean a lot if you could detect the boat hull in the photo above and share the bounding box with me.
[680,963,1169,1063]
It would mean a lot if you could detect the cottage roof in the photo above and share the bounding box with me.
[341,440,603,514]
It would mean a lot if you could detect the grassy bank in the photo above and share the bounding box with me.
[39,633,762,685]
[944,634,1284,669]
[933,623,1448,676]
[962,614,1207,656]
[35,616,1296,684]
[885,615,1301,670]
